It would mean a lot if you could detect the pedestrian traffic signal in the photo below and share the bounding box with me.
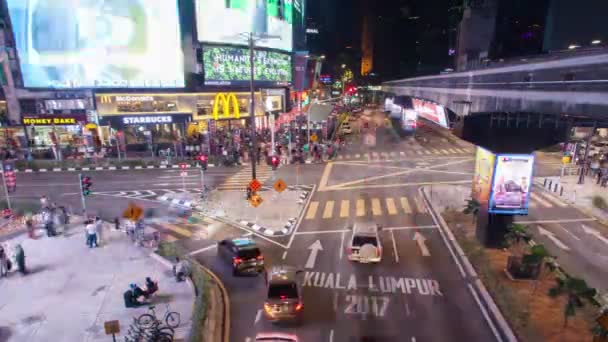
[271,156,279,171]
[200,155,208,171]
[80,175,92,196]
[179,163,187,170]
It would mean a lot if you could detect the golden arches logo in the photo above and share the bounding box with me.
[99,95,112,104]
[212,93,240,120]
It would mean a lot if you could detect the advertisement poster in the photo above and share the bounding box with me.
[489,154,535,215]
[472,147,496,204]
[203,46,291,86]
[293,51,308,91]
[196,0,293,52]
[412,99,449,128]
[6,0,184,89]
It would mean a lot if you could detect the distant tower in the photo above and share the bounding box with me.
[361,5,374,76]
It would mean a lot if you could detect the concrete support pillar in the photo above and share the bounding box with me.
[475,205,513,248]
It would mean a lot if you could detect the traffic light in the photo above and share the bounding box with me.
[80,175,92,196]
[271,155,279,171]
[179,163,187,170]
[199,154,208,171]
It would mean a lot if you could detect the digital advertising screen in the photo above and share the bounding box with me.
[203,46,292,86]
[7,0,185,89]
[196,0,293,52]
[472,147,496,205]
[412,98,449,128]
[489,154,535,215]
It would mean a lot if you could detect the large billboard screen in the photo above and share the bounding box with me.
[195,0,293,52]
[203,46,291,86]
[472,147,496,204]
[7,0,185,89]
[412,99,449,128]
[489,154,535,215]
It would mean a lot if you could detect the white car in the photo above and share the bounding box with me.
[255,332,299,342]
[347,222,382,263]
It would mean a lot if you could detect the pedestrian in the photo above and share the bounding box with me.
[44,210,56,237]
[60,206,69,225]
[40,195,48,210]
[173,257,191,282]
[13,244,25,274]
[0,245,8,277]
[114,217,121,231]
[95,216,103,246]
[85,219,97,248]
[26,216,35,239]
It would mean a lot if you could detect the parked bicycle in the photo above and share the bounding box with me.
[137,304,181,330]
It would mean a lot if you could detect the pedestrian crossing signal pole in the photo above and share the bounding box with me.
[79,173,92,217]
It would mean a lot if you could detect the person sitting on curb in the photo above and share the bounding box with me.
[124,283,147,308]
[173,257,191,282]
[143,277,159,299]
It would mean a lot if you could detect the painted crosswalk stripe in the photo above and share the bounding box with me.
[323,201,335,219]
[416,151,424,155]
[424,150,432,155]
[440,149,450,154]
[306,201,319,219]
[530,193,552,208]
[448,148,459,153]
[355,154,361,158]
[414,196,426,213]
[528,201,538,208]
[432,149,442,154]
[340,200,350,218]
[538,192,567,207]
[400,152,405,156]
[164,224,193,238]
[371,198,382,216]
[386,198,397,215]
[356,199,365,217]
[390,152,397,157]
[400,197,412,214]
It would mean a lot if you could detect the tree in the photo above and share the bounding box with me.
[548,275,597,328]
[462,198,481,224]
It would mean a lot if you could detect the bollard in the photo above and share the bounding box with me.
[560,186,564,196]
[548,180,553,189]
[544,178,548,187]
[554,183,558,192]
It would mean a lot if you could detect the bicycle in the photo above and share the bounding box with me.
[137,305,181,330]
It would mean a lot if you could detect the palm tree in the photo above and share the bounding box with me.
[548,275,597,328]
[463,198,481,224]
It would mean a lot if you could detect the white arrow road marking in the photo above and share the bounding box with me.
[340,231,346,260]
[305,240,323,269]
[557,224,580,241]
[329,329,334,342]
[538,225,570,251]
[413,232,430,256]
[245,338,251,342]
[582,224,608,245]
[254,309,262,324]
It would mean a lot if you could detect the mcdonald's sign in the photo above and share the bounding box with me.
[212,93,240,120]
[99,95,112,104]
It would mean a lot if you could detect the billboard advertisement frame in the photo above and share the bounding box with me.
[488,153,535,215]
[6,0,185,89]
[472,147,496,205]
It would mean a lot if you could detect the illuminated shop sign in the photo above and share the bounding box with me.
[22,115,85,125]
[122,116,173,125]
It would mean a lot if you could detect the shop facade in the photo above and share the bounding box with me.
[21,114,89,159]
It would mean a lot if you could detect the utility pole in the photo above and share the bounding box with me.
[248,32,258,180]
[78,173,87,217]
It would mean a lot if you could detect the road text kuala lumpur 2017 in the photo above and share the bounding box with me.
[303,271,443,296]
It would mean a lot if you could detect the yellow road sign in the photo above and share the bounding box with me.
[122,203,143,221]
[311,134,318,142]
[250,194,263,208]
[273,178,287,192]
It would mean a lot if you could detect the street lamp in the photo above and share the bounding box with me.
[235,32,280,180]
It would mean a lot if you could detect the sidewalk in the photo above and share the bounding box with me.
[0,218,194,342]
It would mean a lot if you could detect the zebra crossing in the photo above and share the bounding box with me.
[217,163,273,191]
[334,147,473,162]
[304,195,428,220]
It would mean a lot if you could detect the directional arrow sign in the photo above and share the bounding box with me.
[582,224,608,245]
[413,232,431,256]
[305,240,323,269]
[538,226,570,251]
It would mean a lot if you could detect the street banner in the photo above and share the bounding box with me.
[489,154,535,215]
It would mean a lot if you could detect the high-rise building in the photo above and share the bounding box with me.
[543,0,608,51]
[360,1,373,76]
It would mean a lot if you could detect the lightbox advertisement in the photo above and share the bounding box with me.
[6,0,185,89]
[203,46,292,86]
[196,0,293,52]
[472,147,496,204]
[488,154,535,215]
[412,99,449,128]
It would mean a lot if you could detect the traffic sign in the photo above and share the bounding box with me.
[311,134,318,142]
[273,179,287,193]
[248,179,262,192]
[123,203,143,221]
[249,194,263,208]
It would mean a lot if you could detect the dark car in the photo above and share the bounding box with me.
[217,238,264,276]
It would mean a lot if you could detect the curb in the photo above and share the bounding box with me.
[158,196,194,208]
[14,163,217,173]
[239,220,290,236]
[420,187,518,342]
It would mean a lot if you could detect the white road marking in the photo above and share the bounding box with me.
[188,244,217,256]
[413,232,431,256]
[329,329,334,342]
[516,218,596,224]
[254,309,262,324]
[557,224,581,241]
[404,302,411,316]
[390,229,399,263]
[538,225,570,251]
[305,240,324,269]
[282,251,288,260]
[295,229,350,235]
[468,283,501,342]
[582,224,608,245]
[245,338,251,342]
[340,231,346,260]
[411,338,417,342]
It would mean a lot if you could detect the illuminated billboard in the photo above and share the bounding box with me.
[472,147,496,204]
[195,0,293,52]
[202,46,292,86]
[412,99,449,128]
[7,0,185,89]
[489,154,535,215]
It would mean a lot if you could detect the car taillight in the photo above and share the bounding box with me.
[233,257,242,265]
[280,295,287,300]
[376,247,382,257]
[257,255,264,260]
[295,303,303,311]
